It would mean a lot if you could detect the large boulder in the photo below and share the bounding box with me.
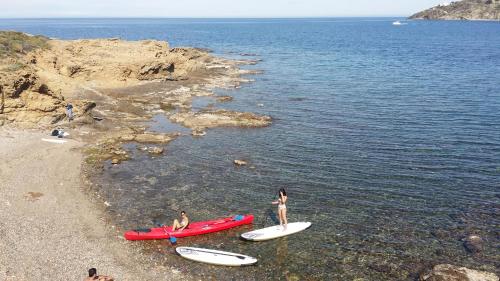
[0,70,66,125]
[420,264,499,281]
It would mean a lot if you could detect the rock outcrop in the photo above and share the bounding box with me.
[420,264,499,281]
[169,109,272,130]
[0,32,222,127]
[409,0,500,20]
[84,130,179,166]
[2,31,271,166]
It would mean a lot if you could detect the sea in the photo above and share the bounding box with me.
[1,18,499,280]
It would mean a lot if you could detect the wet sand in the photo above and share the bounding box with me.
[0,128,188,280]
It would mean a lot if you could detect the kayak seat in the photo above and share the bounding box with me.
[233,215,245,221]
[134,228,152,233]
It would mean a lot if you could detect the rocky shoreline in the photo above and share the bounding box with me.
[0,31,271,164]
[0,31,270,280]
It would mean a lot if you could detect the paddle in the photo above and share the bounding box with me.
[261,192,279,226]
[261,207,271,227]
[151,219,177,243]
[181,248,247,260]
[268,208,280,225]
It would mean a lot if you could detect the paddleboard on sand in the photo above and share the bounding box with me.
[41,138,67,144]
[176,247,257,266]
[241,222,311,241]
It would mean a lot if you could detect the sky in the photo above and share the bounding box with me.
[0,0,447,18]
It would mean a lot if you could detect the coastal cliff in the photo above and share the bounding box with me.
[409,0,500,20]
[0,31,260,126]
[0,31,270,163]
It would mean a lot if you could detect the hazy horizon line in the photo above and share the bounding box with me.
[0,15,411,20]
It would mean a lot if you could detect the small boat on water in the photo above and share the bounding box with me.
[392,21,407,26]
[124,214,254,240]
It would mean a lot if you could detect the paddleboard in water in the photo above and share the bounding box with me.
[241,222,311,241]
[41,138,67,144]
[176,247,257,266]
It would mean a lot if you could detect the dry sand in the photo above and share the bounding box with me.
[0,128,187,281]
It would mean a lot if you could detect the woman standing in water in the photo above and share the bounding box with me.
[272,188,288,230]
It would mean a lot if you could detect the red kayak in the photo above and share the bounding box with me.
[124,214,254,240]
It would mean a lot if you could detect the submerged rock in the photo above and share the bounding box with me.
[147,146,164,155]
[463,235,484,254]
[234,159,247,166]
[216,95,233,102]
[420,264,499,281]
[170,109,271,129]
[191,129,206,137]
[118,132,179,144]
[137,145,164,154]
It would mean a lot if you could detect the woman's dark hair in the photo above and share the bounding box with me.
[279,188,287,196]
[88,268,97,277]
[181,211,186,215]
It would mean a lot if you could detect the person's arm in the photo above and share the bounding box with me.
[281,194,287,204]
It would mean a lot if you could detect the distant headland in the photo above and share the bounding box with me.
[409,0,500,20]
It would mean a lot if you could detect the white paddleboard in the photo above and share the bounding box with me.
[241,222,311,241]
[176,247,257,266]
[41,138,67,144]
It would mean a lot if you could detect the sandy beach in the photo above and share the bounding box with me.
[0,127,187,280]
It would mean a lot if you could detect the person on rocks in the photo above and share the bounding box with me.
[272,188,288,230]
[171,210,189,231]
[84,268,114,281]
[66,103,74,121]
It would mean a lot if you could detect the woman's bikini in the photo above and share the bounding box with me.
[278,197,286,210]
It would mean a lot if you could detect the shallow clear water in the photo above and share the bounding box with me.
[2,18,499,280]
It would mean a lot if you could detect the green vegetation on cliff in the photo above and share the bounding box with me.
[0,31,49,58]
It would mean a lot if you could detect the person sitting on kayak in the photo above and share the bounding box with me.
[171,211,189,231]
[272,188,288,230]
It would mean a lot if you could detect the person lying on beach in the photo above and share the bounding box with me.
[84,268,114,281]
[171,210,189,231]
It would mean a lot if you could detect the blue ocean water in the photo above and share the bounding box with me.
[2,18,499,280]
